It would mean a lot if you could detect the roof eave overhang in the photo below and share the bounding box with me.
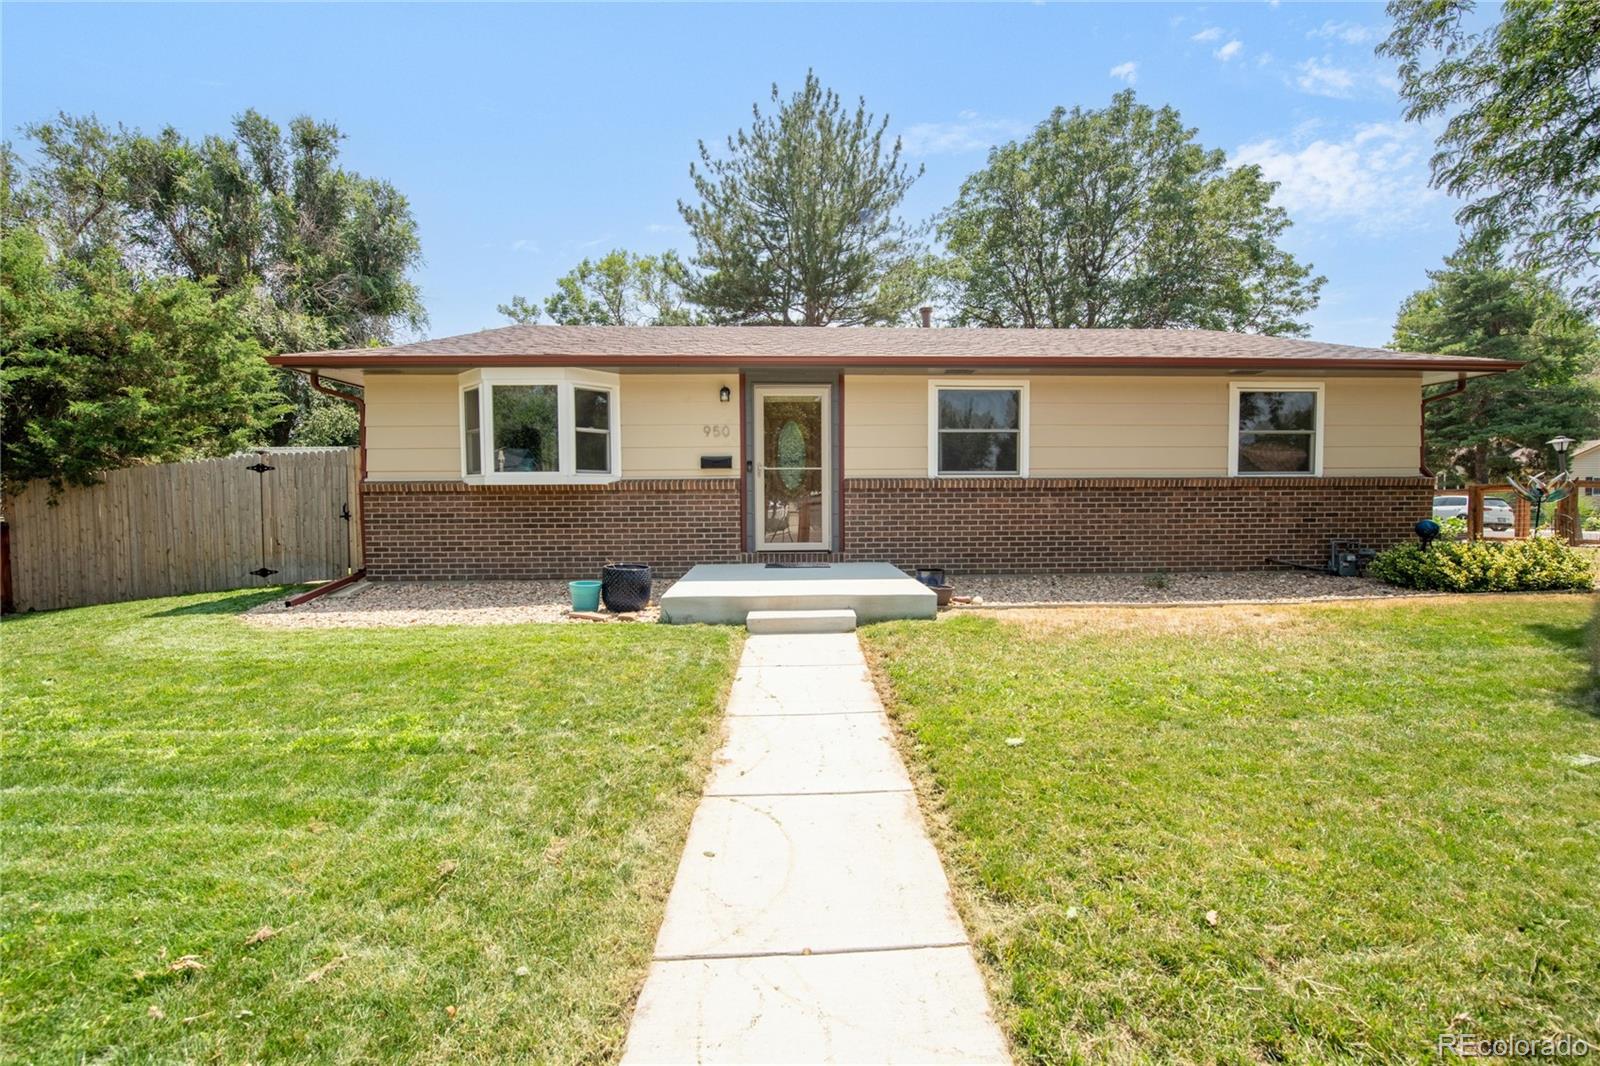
[268,353,1523,375]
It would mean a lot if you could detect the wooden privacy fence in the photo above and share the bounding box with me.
[1,448,360,613]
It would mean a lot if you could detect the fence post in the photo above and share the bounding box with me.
[1556,492,1580,545]
[1513,494,1532,539]
[1466,486,1483,541]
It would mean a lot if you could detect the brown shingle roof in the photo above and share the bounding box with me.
[269,325,1518,374]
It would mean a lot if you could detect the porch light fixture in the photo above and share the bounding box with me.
[719,385,732,403]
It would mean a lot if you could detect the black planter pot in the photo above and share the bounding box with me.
[601,563,653,613]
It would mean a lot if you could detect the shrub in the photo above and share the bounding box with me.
[1367,537,1595,592]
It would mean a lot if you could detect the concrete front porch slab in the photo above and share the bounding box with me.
[652,791,966,959]
[621,946,1010,1064]
[660,562,937,626]
[705,713,912,797]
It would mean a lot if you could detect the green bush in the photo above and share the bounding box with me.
[1368,537,1595,592]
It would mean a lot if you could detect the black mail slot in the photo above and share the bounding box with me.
[700,455,733,470]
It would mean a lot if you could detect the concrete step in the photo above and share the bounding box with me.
[745,608,857,634]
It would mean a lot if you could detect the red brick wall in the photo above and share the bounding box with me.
[361,480,740,581]
[361,476,1432,579]
[840,477,1433,573]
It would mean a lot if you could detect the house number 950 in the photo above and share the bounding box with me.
[703,424,731,438]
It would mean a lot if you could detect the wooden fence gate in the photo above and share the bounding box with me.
[1,448,361,613]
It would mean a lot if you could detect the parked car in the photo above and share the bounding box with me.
[1433,495,1515,531]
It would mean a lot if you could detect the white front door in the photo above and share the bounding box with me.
[754,386,831,551]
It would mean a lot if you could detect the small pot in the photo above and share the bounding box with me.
[601,563,653,613]
[915,567,946,587]
[569,579,602,613]
[933,584,955,607]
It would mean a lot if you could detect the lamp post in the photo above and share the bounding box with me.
[1547,436,1577,541]
[1549,435,1576,475]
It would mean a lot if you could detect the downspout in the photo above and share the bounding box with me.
[308,370,366,481]
[306,370,368,587]
[1419,373,1467,479]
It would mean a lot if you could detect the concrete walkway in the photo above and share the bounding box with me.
[622,633,1010,1065]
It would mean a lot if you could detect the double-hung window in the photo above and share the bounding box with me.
[929,381,1028,477]
[1229,383,1323,476]
[460,369,621,483]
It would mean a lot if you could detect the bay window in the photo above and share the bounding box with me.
[460,369,621,483]
[462,386,482,477]
[1229,383,1323,476]
[929,381,1029,477]
[574,387,612,474]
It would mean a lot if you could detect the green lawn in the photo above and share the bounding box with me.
[863,596,1600,1064]
[2,589,741,1064]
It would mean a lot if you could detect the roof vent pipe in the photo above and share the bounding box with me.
[918,306,933,328]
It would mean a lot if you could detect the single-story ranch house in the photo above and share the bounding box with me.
[269,325,1516,580]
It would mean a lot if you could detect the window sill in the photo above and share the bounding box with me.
[931,471,1026,479]
[464,473,622,487]
[1229,471,1323,478]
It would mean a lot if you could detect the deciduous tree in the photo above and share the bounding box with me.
[938,91,1324,334]
[499,249,701,326]
[1381,0,1600,309]
[1,227,285,496]
[11,111,425,443]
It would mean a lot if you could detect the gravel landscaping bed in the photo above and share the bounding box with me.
[243,579,671,629]
[242,570,1437,630]
[946,570,1435,606]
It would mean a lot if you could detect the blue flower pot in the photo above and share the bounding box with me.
[569,580,602,612]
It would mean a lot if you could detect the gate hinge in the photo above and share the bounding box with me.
[250,567,279,578]
[246,462,275,474]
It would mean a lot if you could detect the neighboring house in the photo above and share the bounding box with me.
[268,326,1516,579]
[1572,439,1600,495]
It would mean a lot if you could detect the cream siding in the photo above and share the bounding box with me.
[361,371,740,481]
[617,374,741,478]
[1570,443,1600,480]
[1322,378,1421,476]
[363,369,1422,481]
[844,373,1422,478]
[363,374,461,481]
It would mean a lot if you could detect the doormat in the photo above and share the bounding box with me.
[763,562,832,569]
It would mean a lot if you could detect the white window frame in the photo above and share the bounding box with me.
[1228,381,1324,477]
[927,379,1030,478]
[459,368,623,485]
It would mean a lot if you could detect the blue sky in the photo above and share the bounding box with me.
[3,2,1463,348]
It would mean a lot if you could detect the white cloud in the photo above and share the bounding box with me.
[1109,60,1138,84]
[1190,26,1224,42]
[1294,56,1398,98]
[510,239,541,254]
[645,222,686,235]
[900,110,1027,156]
[1308,20,1378,45]
[1231,122,1440,232]
[1215,39,1244,61]
[1295,57,1357,96]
